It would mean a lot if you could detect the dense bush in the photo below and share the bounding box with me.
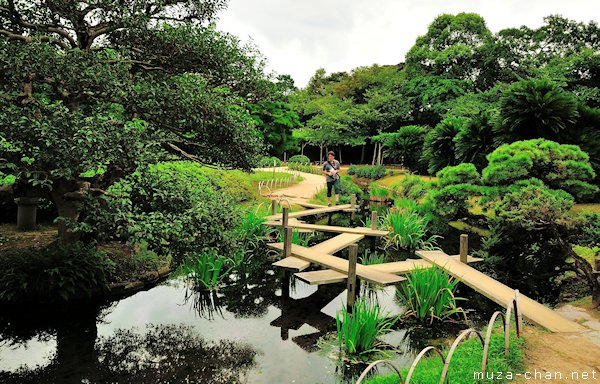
[288,154,310,165]
[347,165,387,179]
[421,117,462,174]
[80,161,242,265]
[426,184,480,221]
[481,183,576,301]
[392,175,433,200]
[0,242,114,303]
[258,156,282,167]
[436,163,481,187]
[482,139,598,201]
[287,163,322,174]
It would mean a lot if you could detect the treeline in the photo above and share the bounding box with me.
[280,13,599,181]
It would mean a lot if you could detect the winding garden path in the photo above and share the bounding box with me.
[260,166,326,202]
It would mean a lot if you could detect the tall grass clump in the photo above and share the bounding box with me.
[383,209,440,251]
[180,250,232,291]
[336,297,400,358]
[396,266,466,324]
[235,208,273,252]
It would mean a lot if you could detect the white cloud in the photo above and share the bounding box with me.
[216,0,600,87]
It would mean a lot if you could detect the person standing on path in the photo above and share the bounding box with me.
[322,151,341,206]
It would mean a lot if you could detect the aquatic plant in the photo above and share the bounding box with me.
[360,250,386,265]
[336,297,400,357]
[396,266,466,324]
[181,250,232,291]
[383,209,440,251]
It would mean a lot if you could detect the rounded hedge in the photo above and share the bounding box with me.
[288,154,310,165]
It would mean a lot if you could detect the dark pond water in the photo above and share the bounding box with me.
[0,209,496,384]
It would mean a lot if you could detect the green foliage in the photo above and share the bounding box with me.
[336,297,400,357]
[482,139,598,201]
[287,163,322,174]
[365,330,524,384]
[437,163,481,188]
[497,78,579,142]
[383,207,440,252]
[0,1,273,243]
[258,156,282,167]
[426,184,480,221]
[179,250,232,291]
[249,101,301,156]
[405,13,493,81]
[374,126,428,171]
[421,117,463,174]
[288,154,311,165]
[392,175,433,200]
[360,250,386,265]
[574,212,600,247]
[483,183,575,300]
[234,208,274,261]
[396,266,466,324]
[453,110,497,170]
[0,242,115,303]
[80,161,241,265]
[369,183,390,199]
[347,165,387,179]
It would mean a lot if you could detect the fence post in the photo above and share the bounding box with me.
[347,244,358,313]
[271,199,277,216]
[350,194,357,221]
[284,226,292,258]
[460,234,468,263]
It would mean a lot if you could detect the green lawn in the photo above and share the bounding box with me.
[376,173,437,188]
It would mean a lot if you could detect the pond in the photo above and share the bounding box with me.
[0,211,496,384]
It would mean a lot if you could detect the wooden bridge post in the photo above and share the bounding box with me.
[460,234,468,263]
[282,207,292,257]
[350,194,357,222]
[271,199,277,216]
[347,244,358,313]
[370,211,378,230]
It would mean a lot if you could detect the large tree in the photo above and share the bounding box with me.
[0,0,268,242]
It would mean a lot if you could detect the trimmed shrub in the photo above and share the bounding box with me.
[288,154,310,165]
[258,156,282,167]
[436,163,481,188]
[347,165,387,180]
[392,175,432,200]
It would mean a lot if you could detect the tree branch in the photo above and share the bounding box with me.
[0,29,70,49]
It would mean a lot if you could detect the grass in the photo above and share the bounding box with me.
[364,329,525,384]
[571,245,598,266]
[396,266,466,324]
[572,203,600,214]
[383,209,440,251]
[449,221,491,237]
[336,296,400,358]
[180,250,232,291]
[376,173,437,188]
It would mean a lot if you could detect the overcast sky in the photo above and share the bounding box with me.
[216,0,600,87]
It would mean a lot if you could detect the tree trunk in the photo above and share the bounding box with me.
[339,148,342,164]
[319,145,323,164]
[567,246,600,308]
[372,143,378,165]
[301,142,307,156]
[360,144,365,164]
[378,144,384,165]
[50,180,87,244]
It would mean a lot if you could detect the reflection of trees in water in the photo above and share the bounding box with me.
[1,323,256,384]
[218,265,282,318]
[95,324,256,383]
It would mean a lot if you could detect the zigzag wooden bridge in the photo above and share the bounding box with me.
[266,199,585,333]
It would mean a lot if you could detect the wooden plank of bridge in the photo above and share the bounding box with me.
[278,243,404,286]
[368,255,483,274]
[295,269,347,285]
[271,233,364,281]
[264,204,352,221]
[273,257,311,272]
[416,250,586,333]
[264,221,388,237]
[310,233,365,254]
